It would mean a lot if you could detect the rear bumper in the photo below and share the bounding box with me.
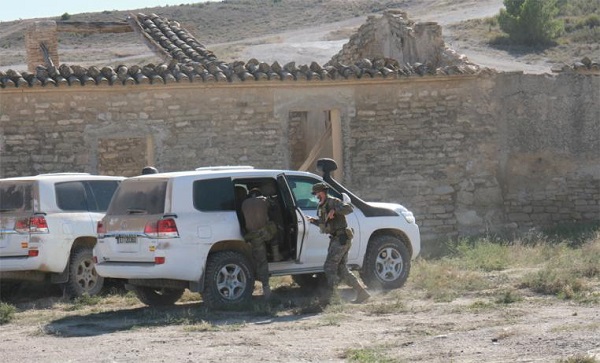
[94,254,204,282]
[0,255,53,272]
[0,269,47,281]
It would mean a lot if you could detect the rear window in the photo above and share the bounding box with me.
[56,182,89,211]
[107,180,167,215]
[55,180,121,212]
[193,178,235,211]
[0,182,33,212]
[87,181,120,211]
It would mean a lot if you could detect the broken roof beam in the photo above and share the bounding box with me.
[56,21,133,34]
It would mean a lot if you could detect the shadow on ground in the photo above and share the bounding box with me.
[43,285,358,338]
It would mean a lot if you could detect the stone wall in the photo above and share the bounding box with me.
[328,10,448,68]
[0,73,598,245]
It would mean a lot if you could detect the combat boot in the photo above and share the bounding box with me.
[352,288,371,304]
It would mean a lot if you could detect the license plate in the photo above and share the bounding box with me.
[117,235,137,244]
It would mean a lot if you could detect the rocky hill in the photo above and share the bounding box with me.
[0,0,598,73]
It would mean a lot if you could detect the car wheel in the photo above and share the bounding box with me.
[64,246,104,298]
[360,235,411,290]
[292,273,327,290]
[132,285,185,306]
[202,251,254,309]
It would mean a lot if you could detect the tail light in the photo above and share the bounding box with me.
[15,215,49,234]
[144,218,179,238]
[97,221,106,238]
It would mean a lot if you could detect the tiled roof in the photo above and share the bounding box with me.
[0,57,488,89]
[1,13,596,89]
[129,13,218,66]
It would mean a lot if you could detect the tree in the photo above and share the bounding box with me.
[498,0,564,45]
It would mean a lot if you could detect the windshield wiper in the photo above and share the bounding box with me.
[0,208,16,212]
[126,208,147,214]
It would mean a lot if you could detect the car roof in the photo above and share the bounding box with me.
[0,173,125,182]
[128,167,320,180]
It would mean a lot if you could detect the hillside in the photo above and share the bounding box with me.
[0,0,598,73]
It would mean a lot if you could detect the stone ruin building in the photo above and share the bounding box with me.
[0,10,598,247]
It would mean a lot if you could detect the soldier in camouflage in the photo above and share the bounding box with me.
[242,187,277,299]
[307,182,370,304]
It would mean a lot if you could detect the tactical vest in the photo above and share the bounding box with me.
[316,197,351,235]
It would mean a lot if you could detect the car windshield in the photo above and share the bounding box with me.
[0,182,33,212]
[106,179,167,215]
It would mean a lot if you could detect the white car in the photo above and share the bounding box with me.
[0,173,124,297]
[94,159,420,307]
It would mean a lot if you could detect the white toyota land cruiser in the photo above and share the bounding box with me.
[94,159,420,308]
[0,173,123,298]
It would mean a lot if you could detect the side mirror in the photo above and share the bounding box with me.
[342,193,351,204]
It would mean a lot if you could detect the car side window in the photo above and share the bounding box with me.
[55,181,88,211]
[285,176,342,210]
[193,178,235,211]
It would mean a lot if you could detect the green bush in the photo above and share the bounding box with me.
[65,293,103,311]
[519,235,599,299]
[557,353,599,363]
[557,0,600,17]
[452,239,510,272]
[498,0,564,45]
[521,268,587,298]
[60,12,71,21]
[344,347,395,363]
[584,14,600,28]
[0,302,16,325]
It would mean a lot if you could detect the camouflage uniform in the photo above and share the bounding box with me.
[310,183,370,304]
[241,192,276,292]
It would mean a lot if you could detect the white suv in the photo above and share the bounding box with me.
[0,173,123,298]
[94,159,420,308]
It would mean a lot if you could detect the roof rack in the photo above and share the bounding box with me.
[194,166,254,171]
[36,173,91,176]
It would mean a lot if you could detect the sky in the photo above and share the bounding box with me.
[1,1,219,22]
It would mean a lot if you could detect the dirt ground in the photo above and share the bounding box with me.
[1,276,599,363]
[1,1,598,361]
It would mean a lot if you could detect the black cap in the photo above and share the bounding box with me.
[141,166,158,175]
[311,182,329,194]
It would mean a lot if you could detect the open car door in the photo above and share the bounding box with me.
[275,174,307,262]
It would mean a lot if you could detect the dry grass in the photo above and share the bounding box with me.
[447,4,600,66]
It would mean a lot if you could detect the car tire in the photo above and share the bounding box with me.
[202,251,254,309]
[132,285,185,306]
[292,273,327,290]
[64,246,104,298]
[360,235,411,290]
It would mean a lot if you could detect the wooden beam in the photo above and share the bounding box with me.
[56,21,133,34]
[298,121,332,172]
[39,42,54,68]
[330,109,343,181]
